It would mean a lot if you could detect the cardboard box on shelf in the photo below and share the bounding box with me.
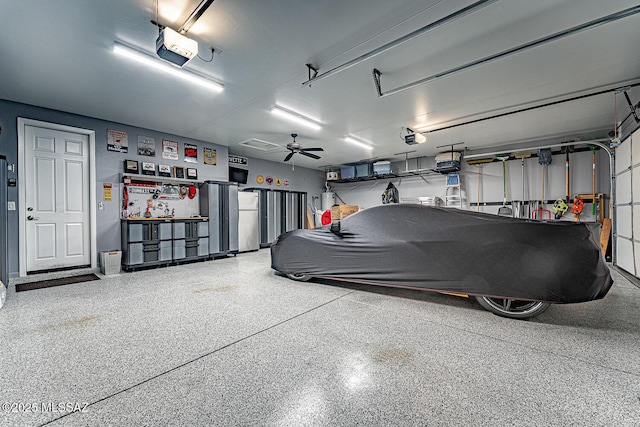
[330,204,359,221]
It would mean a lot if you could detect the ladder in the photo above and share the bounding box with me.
[445,172,465,208]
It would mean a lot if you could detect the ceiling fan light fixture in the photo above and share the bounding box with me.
[113,41,223,92]
[271,106,322,131]
[344,136,373,150]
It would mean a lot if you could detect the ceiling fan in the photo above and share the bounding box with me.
[284,134,323,162]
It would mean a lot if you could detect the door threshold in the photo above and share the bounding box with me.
[11,266,99,286]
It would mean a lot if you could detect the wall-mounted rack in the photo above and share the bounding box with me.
[121,173,202,185]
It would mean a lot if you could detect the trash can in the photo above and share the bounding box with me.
[100,251,122,275]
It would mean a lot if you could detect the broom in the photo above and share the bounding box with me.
[496,154,512,216]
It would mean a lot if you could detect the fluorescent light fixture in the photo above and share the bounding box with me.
[344,136,373,150]
[112,42,223,92]
[271,106,321,131]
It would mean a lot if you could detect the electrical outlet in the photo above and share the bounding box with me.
[98,202,104,211]
[7,201,15,210]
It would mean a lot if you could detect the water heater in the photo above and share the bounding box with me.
[321,192,336,211]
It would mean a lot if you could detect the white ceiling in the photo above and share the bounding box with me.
[1,0,639,169]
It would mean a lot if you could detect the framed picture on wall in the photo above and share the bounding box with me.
[186,168,198,180]
[158,164,171,177]
[124,160,139,174]
[141,162,156,176]
[174,166,185,179]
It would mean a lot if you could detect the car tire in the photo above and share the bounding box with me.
[286,273,310,282]
[475,296,550,320]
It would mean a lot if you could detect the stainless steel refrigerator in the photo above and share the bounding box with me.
[199,181,239,257]
[0,156,8,308]
[237,192,259,252]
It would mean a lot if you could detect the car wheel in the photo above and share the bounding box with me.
[475,296,550,319]
[286,273,310,282]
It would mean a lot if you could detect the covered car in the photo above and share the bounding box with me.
[271,204,612,318]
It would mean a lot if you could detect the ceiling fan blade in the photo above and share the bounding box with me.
[299,151,321,160]
[301,147,324,152]
[284,152,294,162]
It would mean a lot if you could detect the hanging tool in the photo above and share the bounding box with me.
[553,198,568,219]
[572,196,584,221]
[496,154,512,216]
[466,158,493,212]
[590,145,597,216]
[563,146,570,204]
[532,149,552,219]
[514,152,531,218]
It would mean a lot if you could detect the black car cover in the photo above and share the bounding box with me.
[271,204,612,303]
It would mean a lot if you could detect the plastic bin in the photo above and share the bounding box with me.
[373,161,392,175]
[355,163,372,178]
[100,251,122,275]
[340,166,356,179]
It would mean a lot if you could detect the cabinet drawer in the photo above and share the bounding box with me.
[127,243,143,265]
[159,240,172,261]
[173,239,186,260]
[128,224,143,242]
[198,221,209,237]
[198,237,209,257]
[159,222,172,240]
[173,222,186,239]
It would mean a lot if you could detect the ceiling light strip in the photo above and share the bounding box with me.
[112,42,223,92]
[271,106,321,130]
[344,136,373,150]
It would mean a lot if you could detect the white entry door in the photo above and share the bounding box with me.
[24,125,91,272]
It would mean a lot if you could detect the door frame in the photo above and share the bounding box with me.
[17,118,97,277]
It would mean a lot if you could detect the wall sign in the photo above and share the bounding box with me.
[142,162,156,176]
[229,155,248,166]
[186,168,198,180]
[103,183,113,201]
[124,160,139,174]
[158,164,171,177]
[138,135,156,157]
[162,140,178,160]
[256,175,264,184]
[185,143,198,163]
[204,147,217,165]
[107,129,128,153]
[174,166,185,179]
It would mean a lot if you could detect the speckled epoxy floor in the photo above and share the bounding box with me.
[0,250,639,426]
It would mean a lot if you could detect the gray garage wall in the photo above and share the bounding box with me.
[330,149,610,222]
[0,99,324,280]
[230,155,325,197]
